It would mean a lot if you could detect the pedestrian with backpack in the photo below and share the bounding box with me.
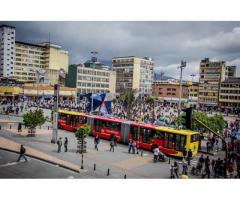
[17,144,28,162]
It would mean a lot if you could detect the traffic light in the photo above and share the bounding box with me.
[182,107,193,130]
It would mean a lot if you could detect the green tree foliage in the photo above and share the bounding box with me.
[75,125,90,142]
[193,112,227,134]
[119,88,136,119]
[23,109,48,136]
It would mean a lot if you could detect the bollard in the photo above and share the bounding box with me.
[124,174,127,179]
[94,163,96,171]
[10,125,12,129]
[168,157,170,164]
[81,154,84,169]
[107,168,110,176]
[48,126,49,130]
[141,151,143,157]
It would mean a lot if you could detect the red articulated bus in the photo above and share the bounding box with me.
[58,109,199,157]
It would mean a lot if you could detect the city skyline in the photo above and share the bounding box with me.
[1,21,240,80]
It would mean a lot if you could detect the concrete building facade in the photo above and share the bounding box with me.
[198,58,226,108]
[152,80,189,104]
[112,56,154,95]
[219,78,240,114]
[0,25,15,78]
[76,61,116,95]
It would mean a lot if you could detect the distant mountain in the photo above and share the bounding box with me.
[154,73,175,80]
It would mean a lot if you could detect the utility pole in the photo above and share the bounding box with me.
[190,74,196,103]
[178,60,186,117]
[51,84,59,143]
[90,51,98,114]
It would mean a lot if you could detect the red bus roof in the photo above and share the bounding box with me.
[130,121,157,129]
[92,115,124,123]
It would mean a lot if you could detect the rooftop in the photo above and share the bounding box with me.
[16,41,46,48]
[0,24,15,29]
[222,77,240,83]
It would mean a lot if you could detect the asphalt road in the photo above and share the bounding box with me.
[0,149,85,179]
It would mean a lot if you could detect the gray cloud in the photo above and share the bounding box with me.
[1,21,240,79]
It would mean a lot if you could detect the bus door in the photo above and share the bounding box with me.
[93,119,103,136]
[139,127,155,150]
[162,132,175,154]
[174,134,186,152]
[121,122,130,144]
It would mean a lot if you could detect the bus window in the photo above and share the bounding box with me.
[130,126,139,140]
[79,116,87,124]
[59,113,66,120]
[191,134,199,142]
[103,121,121,131]
[163,132,175,149]
[141,127,154,144]
[154,130,164,140]
[72,115,78,126]
[175,135,186,151]
[94,119,102,132]
[66,114,71,125]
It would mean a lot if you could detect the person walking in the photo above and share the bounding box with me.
[94,135,100,151]
[187,149,193,166]
[64,137,68,152]
[110,139,115,152]
[153,147,160,162]
[17,144,28,162]
[57,137,62,153]
[173,161,179,179]
[128,141,132,153]
[17,122,22,132]
[132,140,137,154]
[182,157,188,175]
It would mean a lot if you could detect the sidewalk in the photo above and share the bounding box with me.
[0,136,81,173]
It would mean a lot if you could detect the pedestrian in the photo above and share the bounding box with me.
[15,106,19,115]
[173,161,179,179]
[182,157,188,175]
[110,139,115,152]
[17,144,28,162]
[94,135,100,151]
[57,137,62,153]
[182,148,187,158]
[170,164,175,179]
[128,141,132,153]
[153,147,160,162]
[187,149,193,166]
[132,140,137,154]
[64,137,68,152]
[202,156,211,178]
[17,122,22,132]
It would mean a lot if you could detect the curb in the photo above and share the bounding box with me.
[0,147,80,174]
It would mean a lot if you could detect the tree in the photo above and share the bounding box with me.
[193,112,227,134]
[23,109,48,136]
[75,125,90,153]
[119,88,136,120]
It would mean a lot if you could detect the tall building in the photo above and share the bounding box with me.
[76,59,116,95]
[226,66,237,78]
[198,58,226,108]
[219,78,240,114]
[66,64,78,88]
[0,25,69,84]
[188,82,199,106]
[0,25,15,78]
[112,56,154,95]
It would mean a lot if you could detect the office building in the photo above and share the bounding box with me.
[112,56,154,95]
[152,80,189,105]
[76,59,116,95]
[0,25,15,78]
[0,25,69,84]
[219,77,240,114]
[226,66,237,78]
[198,58,226,108]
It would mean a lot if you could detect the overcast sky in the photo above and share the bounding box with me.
[1,21,240,80]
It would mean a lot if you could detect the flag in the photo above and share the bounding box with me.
[86,93,106,113]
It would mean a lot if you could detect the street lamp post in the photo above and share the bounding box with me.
[178,60,186,117]
[90,51,98,114]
